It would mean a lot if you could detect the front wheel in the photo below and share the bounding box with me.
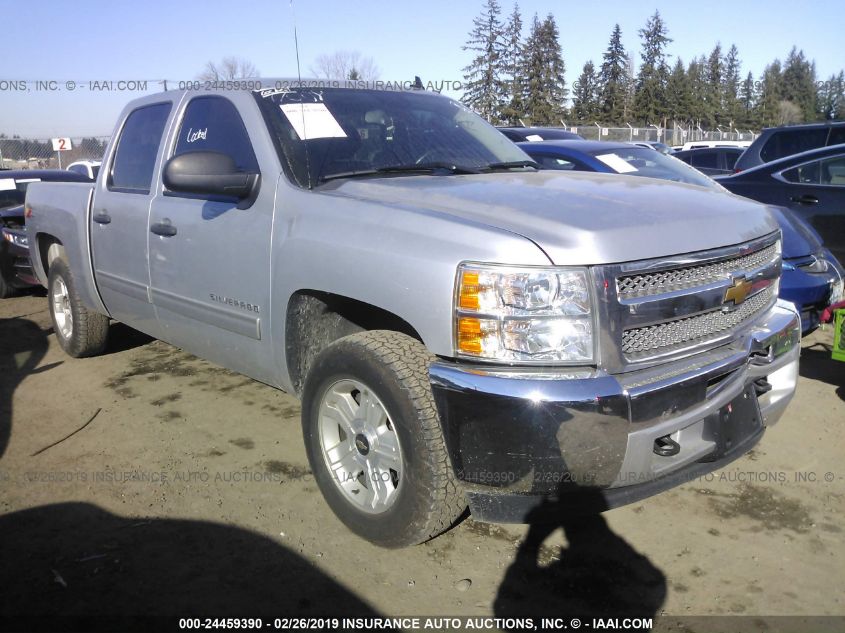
[48,258,109,357]
[301,330,465,547]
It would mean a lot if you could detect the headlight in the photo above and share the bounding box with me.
[455,263,594,363]
[1,229,27,248]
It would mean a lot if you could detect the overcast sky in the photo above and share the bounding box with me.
[1,0,842,137]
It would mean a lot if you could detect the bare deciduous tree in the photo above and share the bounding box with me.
[311,51,379,80]
[776,100,804,125]
[198,57,259,81]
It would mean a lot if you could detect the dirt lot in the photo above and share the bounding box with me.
[1,290,843,630]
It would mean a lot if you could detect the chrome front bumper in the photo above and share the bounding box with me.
[429,300,801,523]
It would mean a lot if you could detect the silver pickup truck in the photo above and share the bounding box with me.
[26,84,801,547]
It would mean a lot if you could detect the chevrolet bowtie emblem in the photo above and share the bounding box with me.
[724,276,753,306]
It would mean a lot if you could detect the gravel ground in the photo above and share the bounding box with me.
[1,290,843,630]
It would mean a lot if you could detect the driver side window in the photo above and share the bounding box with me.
[173,97,258,172]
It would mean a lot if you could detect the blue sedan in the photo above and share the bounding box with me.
[520,140,844,333]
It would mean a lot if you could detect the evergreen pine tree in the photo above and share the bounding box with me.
[633,11,672,125]
[835,71,845,119]
[461,0,507,123]
[500,3,524,124]
[598,24,628,124]
[722,44,742,126]
[522,13,568,125]
[781,47,818,122]
[756,60,784,127]
[686,56,709,127]
[665,58,691,124]
[705,43,723,128]
[572,61,600,122]
[827,71,845,120]
[740,71,757,128]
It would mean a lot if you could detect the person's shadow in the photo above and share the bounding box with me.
[494,488,666,623]
[0,317,50,458]
[0,502,387,630]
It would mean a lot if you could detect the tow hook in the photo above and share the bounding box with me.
[654,434,681,457]
[753,377,773,396]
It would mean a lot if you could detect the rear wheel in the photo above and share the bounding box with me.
[48,258,109,357]
[301,330,465,547]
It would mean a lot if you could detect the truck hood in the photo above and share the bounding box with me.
[324,171,779,265]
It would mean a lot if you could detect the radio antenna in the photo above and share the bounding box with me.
[291,0,304,86]
[289,0,313,188]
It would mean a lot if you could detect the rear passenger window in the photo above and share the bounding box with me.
[760,129,828,162]
[783,161,821,184]
[724,152,739,169]
[110,103,171,193]
[173,97,258,172]
[821,156,845,186]
[691,152,718,169]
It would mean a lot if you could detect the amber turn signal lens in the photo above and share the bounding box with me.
[457,317,483,354]
[459,271,481,311]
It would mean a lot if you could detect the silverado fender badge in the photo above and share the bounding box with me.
[210,293,260,314]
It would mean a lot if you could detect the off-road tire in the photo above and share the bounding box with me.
[301,330,465,547]
[48,258,109,357]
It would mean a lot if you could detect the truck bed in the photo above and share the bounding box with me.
[25,181,107,315]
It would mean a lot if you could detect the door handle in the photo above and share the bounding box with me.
[790,194,819,205]
[93,212,111,224]
[150,221,177,237]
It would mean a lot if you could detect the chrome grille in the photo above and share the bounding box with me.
[617,242,779,299]
[622,286,774,358]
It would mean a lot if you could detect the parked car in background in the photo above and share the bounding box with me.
[522,140,843,333]
[497,126,583,142]
[518,140,716,188]
[673,147,745,176]
[679,140,751,151]
[66,160,102,180]
[770,206,844,333]
[630,141,674,154]
[718,144,845,265]
[0,169,93,297]
[733,121,845,173]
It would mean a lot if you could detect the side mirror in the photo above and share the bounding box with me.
[163,151,259,201]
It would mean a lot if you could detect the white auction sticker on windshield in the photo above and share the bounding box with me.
[595,153,638,173]
[525,134,544,142]
[280,103,347,140]
[0,179,16,191]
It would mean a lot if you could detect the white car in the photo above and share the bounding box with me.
[66,160,102,180]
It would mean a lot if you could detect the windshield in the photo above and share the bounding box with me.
[589,147,718,189]
[255,88,531,186]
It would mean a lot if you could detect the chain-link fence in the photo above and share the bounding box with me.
[0,124,759,171]
[0,137,110,170]
[559,123,758,146]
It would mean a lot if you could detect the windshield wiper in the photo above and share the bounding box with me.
[378,162,481,175]
[482,160,539,171]
[320,162,480,182]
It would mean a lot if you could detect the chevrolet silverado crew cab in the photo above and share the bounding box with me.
[26,83,801,547]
